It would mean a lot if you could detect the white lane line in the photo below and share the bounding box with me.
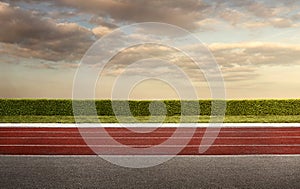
[1,144,300,147]
[1,131,300,134]
[0,123,300,128]
[1,136,300,139]
[1,130,300,133]
[1,154,300,157]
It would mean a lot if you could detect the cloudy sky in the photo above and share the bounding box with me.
[1,0,300,99]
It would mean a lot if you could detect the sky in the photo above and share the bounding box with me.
[1,0,300,99]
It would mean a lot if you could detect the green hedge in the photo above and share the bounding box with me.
[0,99,300,116]
[226,99,300,115]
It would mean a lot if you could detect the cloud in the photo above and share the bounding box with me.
[270,18,295,28]
[92,26,114,37]
[2,1,300,69]
[52,0,211,30]
[106,41,300,69]
[195,18,222,30]
[218,8,246,26]
[209,42,300,67]
[94,41,300,83]
[0,2,95,61]
[4,0,300,34]
[215,0,300,28]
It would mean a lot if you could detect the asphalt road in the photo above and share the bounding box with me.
[0,155,299,188]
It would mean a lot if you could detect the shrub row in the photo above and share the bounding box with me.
[0,99,300,116]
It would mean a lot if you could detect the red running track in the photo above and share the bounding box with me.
[0,127,300,155]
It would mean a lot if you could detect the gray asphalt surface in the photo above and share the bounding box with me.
[0,155,299,189]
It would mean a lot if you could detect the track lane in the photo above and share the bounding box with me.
[0,126,299,155]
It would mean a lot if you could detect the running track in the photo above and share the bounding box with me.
[0,124,300,155]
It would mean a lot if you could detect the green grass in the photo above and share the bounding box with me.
[1,115,300,123]
[1,99,300,123]
[1,99,300,116]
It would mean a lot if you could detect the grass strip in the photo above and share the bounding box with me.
[1,115,300,123]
